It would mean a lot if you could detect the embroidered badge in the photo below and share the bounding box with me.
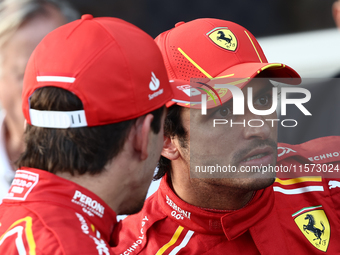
[292,205,330,252]
[207,28,237,51]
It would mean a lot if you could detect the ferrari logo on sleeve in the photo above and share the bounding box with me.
[292,206,330,252]
[207,28,237,51]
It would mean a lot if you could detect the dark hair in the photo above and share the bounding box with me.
[154,105,188,180]
[17,87,165,175]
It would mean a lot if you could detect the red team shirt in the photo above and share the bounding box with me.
[0,168,117,255]
[112,136,340,255]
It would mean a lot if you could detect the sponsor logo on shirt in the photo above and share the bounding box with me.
[75,212,110,255]
[76,213,90,234]
[91,236,110,255]
[120,216,149,255]
[166,195,191,220]
[72,190,105,218]
[308,151,340,162]
[4,170,39,201]
[292,205,330,252]
[328,180,340,189]
[277,147,296,157]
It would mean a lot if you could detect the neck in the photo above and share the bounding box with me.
[56,170,117,209]
[56,166,131,215]
[170,162,255,210]
[55,147,144,215]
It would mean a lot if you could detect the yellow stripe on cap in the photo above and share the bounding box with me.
[212,73,235,79]
[257,64,285,74]
[177,48,213,79]
[156,226,184,255]
[261,63,284,70]
[228,77,250,85]
[275,176,322,185]
[244,30,262,63]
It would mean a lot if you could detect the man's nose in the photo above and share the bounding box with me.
[241,110,273,141]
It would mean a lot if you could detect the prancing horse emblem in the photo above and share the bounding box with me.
[293,207,330,252]
[207,28,237,51]
[217,31,232,44]
[303,214,325,244]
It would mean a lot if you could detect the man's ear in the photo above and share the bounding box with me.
[333,1,340,28]
[134,114,154,161]
[161,136,180,160]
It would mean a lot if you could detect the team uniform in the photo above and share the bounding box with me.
[0,168,116,255]
[111,136,340,254]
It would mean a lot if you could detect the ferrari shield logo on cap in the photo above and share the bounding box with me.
[292,206,330,252]
[207,28,237,51]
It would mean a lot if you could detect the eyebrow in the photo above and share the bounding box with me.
[206,81,274,113]
[206,97,233,115]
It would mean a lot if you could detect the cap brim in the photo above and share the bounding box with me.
[166,62,301,109]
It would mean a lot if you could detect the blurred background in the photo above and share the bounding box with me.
[68,0,336,38]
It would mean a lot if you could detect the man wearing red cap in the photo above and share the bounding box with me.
[112,19,340,254]
[0,15,173,254]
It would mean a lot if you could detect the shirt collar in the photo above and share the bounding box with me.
[4,167,117,241]
[158,173,275,240]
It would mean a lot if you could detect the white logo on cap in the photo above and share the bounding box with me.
[149,72,160,91]
[176,85,201,97]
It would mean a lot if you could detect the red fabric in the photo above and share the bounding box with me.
[155,18,301,83]
[0,168,117,254]
[22,15,172,126]
[111,136,340,254]
[155,18,300,109]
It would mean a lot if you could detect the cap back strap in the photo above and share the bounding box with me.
[29,109,87,128]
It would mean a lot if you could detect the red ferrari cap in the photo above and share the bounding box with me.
[23,14,172,128]
[154,18,301,108]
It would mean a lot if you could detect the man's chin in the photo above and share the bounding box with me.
[235,176,276,191]
[195,173,276,192]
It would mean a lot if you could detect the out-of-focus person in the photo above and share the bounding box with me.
[277,0,340,144]
[333,0,340,28]
[0,0,79,201]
